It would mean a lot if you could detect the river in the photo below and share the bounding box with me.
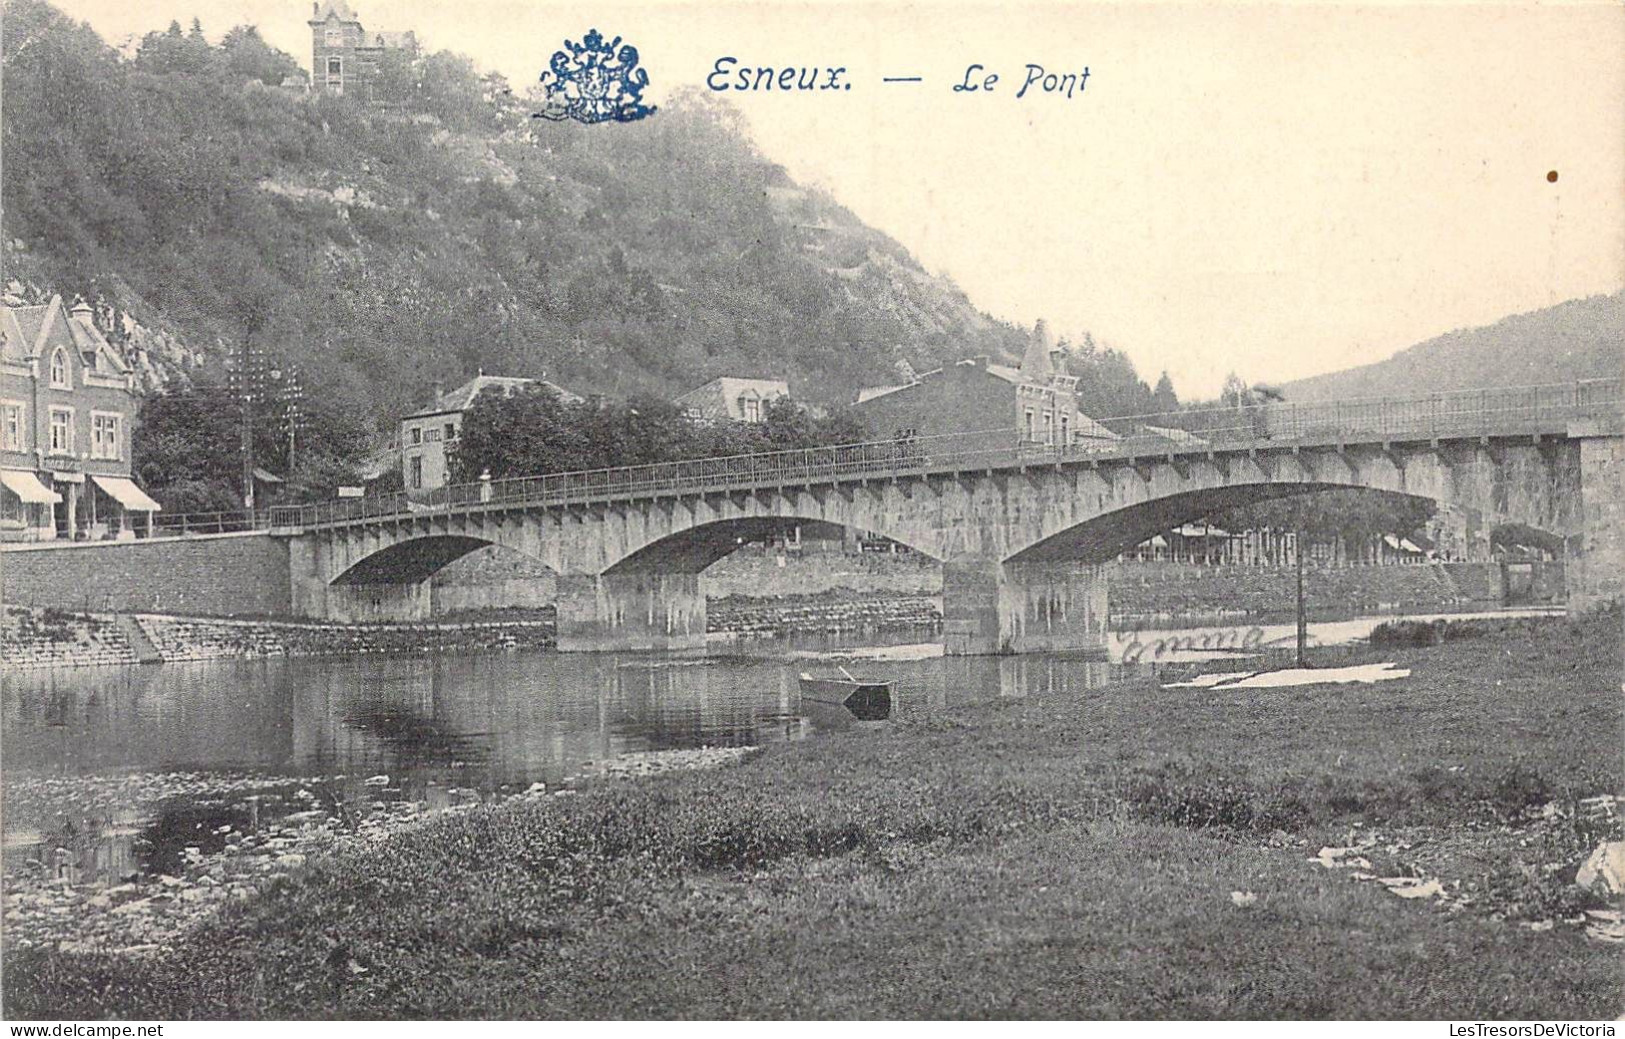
[1,607,1559,889]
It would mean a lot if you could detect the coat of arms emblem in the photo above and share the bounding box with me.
[535,29,656,125]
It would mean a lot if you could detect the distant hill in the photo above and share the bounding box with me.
[1282,292,1624,402]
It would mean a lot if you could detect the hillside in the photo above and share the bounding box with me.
[1282,292,1624,402]
[0,1,1031,429]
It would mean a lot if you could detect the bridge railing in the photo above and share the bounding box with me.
[148,377,1617,533]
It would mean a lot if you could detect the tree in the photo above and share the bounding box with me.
[1152,371,1179,413]
[451,386,868,484]
[131,387,242,513]
[220,25,299,86]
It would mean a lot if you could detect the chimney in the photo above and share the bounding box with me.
[431,378,444,407]
[312,2,319,16]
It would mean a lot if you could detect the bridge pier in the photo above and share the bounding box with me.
[555,571,707,653]
[942,557,1109,655]
[1570,429,1625,611]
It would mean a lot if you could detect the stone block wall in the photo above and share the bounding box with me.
[700,543,942,599]
[0,607,137,668]
[707,592,941,638]
[1108,561,1473,620]
[429,544,558,614]
[1,533,292,616]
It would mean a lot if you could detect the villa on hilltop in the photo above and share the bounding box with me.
[308,0,418,99]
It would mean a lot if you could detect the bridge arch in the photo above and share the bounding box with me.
[330,535,501,585]
[605,517,930,574]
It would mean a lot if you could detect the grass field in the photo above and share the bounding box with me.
[5,609,1621,1019]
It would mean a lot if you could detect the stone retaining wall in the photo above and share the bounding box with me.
[0,607,556,669]
[707,593,942,638]
[701,543,942,598]
[0,608,139,668]
[1107,561,1475,620]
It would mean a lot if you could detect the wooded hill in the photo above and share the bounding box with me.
[1283,291,1623,402]
[2,0,1059,430]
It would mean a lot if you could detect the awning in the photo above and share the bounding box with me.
[91,475,162,512]
[0,469,62,505]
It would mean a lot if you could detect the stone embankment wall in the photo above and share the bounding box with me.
[0,609,141,668]
[708,592,942,638]
[430,545,559,614]
[701,544,942,598]
[1,607,555,669]
[1,533,292,616]
[1106,561,1506,620]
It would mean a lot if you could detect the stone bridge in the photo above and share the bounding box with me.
[272,380,1622,654]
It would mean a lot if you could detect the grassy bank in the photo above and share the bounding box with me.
[6,610,1621,1019]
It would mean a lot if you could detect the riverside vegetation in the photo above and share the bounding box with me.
[5,608,1620,1019]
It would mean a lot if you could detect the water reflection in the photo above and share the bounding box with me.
[3,638,1172,792]
[0,620,1372,884]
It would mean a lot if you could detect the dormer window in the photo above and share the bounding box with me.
[49,348,71,389]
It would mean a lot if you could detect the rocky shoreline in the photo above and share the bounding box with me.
[2,747,758,956]
[2,597,943,670]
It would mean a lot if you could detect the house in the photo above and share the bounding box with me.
[674,377,789,424]
[400,374,580,495]
[850,321,1119,449]
[308,0,418,99]
[0,297,160,542]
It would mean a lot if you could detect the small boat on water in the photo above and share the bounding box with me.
[798,667,893,721]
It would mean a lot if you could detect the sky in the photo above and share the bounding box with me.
[43,0,1625,398]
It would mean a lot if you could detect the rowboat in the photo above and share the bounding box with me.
[798,667,892,721]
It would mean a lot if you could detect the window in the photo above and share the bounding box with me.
[740,396,760,423]
[409,456,423,490]
[1023,408,1035,441]
[444,422,457,441]
[325,28,344,46]
[91,412,121,460]
[425,427,441,442]
[1042,411,1053,444]
[410,426,422,445]
[1060,415,1070,446]
[1,403,22,451]
[325,56,342,92]
[49,348,70,389]
[49,407,73,455]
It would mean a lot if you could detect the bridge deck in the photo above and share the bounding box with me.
[149,378,1618,537]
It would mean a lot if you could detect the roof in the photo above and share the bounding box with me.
[311,0,360,22]
[1072,413,1120,440]
[1020,320,1057,380]
[856,384,908,403]
[371,30,416,48]
[1139,424,1207,446]
[0,296,128,375]
[1171,523,1231,538]
[405,374,582,418]
[674,377,790,405]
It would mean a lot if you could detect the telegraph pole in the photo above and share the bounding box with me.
[1296,526,1307,667]
[240,335,255,515]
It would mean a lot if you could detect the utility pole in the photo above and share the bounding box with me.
[240,335,255,515]
[1296,526,1307,667]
